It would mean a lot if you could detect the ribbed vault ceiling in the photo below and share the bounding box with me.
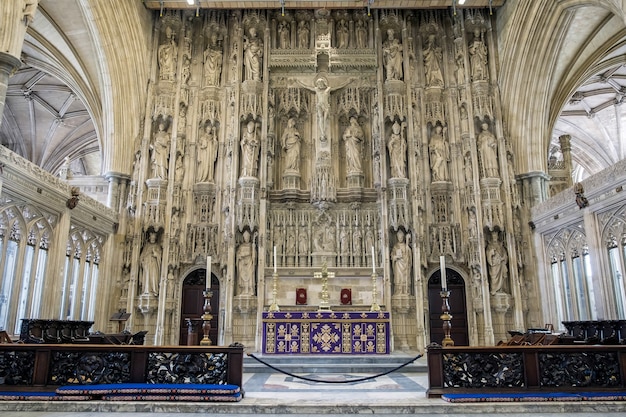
[552,64,626,181]
[3,67,99,175]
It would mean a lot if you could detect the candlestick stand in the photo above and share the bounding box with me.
[200,289,213,346]
[268,271,280,312]
[370,272,380,312]
[440,290,454,347]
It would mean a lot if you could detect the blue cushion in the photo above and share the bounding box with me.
[441,392,581,402]
[56,383,240,396]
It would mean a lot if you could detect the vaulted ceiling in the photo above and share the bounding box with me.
[553,64,626,181]
[0,0,624,184]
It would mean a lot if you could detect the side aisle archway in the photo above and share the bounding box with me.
[428,269,469,346]
[179,269,220,345]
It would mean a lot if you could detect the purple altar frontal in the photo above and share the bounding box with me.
[262,311,391,354]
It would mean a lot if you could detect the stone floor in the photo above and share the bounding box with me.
[1,355,626,416]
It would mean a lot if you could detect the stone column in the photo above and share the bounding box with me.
[105,171,130,212]
[558,134,573,189]
[518,171,550,208]
[0,53,22,126]
[0,1,39,127]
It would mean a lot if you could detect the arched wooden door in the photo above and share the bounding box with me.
[428,268,469,346]
[179,269,219,345]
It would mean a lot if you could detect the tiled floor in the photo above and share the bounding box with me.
[242,370,429,403]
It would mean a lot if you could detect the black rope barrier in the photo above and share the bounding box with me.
[247,352,423,384]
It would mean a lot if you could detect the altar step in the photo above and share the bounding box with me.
[243,351,427,374]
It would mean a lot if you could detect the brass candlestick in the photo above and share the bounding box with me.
[370,272,380,312]
[200,289,213,346]
[268,271,280,312]
[440,290,454,347]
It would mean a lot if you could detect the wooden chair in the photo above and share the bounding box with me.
[0,330,13,344]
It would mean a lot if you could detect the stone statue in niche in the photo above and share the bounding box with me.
[468,29,488,82]
[240,120,260,178]
[336,18,349,48]
[236,230,257,296]
[468,210,477,239]
[460,105,469,133]
[204,32,223,86]
[297,20,309,48]
[423,34,444,87]
[140,231,162,296]
[131,152,141,184]
[456,53,466,85]
[365,229,375,258]
[339,228,349,256]
[278,21,290,49]
[294,76,355,143]
[428,124,449,181]
[158,25,177,82]
[387,120,407,178]
[355,19,367,49]
[486,231,508,295]
[150,121,169,179]
[464,152,473,184]
[298,229,309,256]
[174,154,184,183]
[229,40,239,82]
[326,223,336,251]
[477,122,499,178]
[177,104,187,136]
[343,116,364,175]
[382,28,403,81]
[243,26,263,81]
[197,121,218,182]
[353,229,362,258]
[181,57,191,86]
[286,229,296,254]
[281,118,302,174]
[273,226,284,258]
[391,230,411,295]
[171,209,180,236]
[373,153,381,184]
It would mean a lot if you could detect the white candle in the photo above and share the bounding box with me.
[371,246,376,274]
[206,256,212,289]
[273,246,277,273]
[440,255,447,290]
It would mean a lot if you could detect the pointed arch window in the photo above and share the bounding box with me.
[60,229,102,321]
[607,232,626,319]
[546,226,596,328]
[0,207,53,336]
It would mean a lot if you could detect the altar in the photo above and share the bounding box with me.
[261,311,391,354]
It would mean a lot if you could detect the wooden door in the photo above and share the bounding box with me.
[428,268,469,346]
[179,269,219,345]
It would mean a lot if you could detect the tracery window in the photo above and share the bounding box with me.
[60,229,102,321]
[0,206,53,336]
[546,225,596,328]
[603,208,626,319]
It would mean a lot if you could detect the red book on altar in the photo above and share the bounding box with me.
[340,288,352,305]
[296,288,307,305]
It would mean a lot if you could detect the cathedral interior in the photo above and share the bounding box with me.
[0,0,625,353]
